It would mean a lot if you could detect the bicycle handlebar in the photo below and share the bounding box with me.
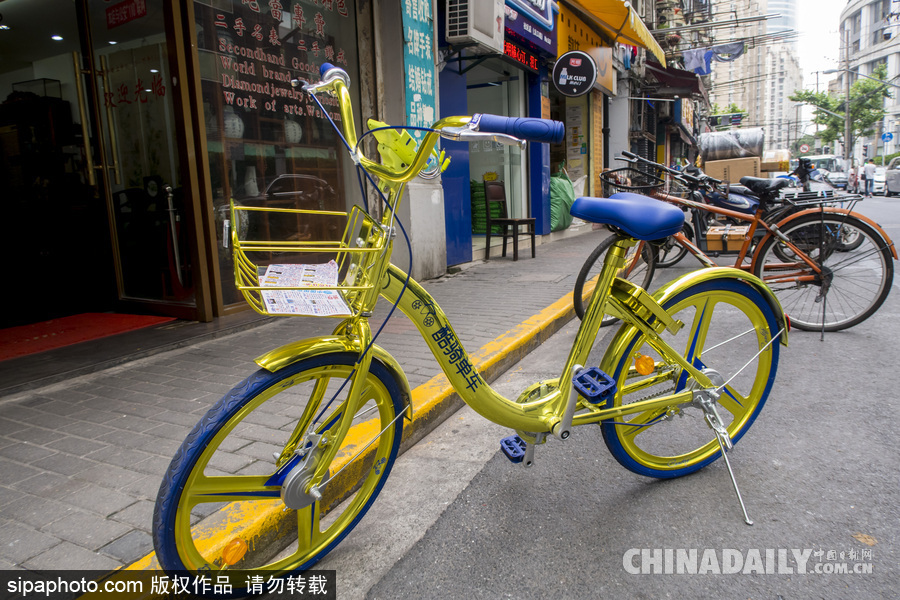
[470,114,565,144]
[291,63,565,184]
[618,150,722,190]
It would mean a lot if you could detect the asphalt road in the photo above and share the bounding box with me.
[317,196,900,599]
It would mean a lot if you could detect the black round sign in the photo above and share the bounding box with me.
[552,51,597,97]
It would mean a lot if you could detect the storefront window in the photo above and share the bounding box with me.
[467,63,526,222]
[193,0,359,306]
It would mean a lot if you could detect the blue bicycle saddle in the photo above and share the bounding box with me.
[570,193,684,240]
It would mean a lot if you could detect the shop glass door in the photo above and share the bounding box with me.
[467,64,526,218]
[0,0,111,327]
[83,0,197,311]
[191,0,361,308]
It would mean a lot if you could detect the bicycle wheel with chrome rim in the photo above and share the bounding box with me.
[574,235,656,322]
[754,213,893,331]
[153,353,404,586]
[600,279,781,478]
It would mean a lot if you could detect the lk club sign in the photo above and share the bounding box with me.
[552,50,597,97]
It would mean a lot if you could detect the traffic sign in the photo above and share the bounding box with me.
[882,132,893,142]
[799,143,810,153]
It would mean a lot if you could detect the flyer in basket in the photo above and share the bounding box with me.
[258,261,351,316]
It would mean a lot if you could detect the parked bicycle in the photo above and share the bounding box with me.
[573,152,896,333]
[153,64,788,592]
[653,158,866,267]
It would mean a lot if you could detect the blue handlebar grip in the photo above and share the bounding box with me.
[472,114,565,144]
[320,62,336,76]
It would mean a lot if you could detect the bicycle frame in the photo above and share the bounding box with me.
[257,228,788,472]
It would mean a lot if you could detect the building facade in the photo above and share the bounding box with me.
[839,0,900,160]
[763,42,802,150]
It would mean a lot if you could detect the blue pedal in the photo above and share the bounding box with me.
[500,435,527,464]
[574,367,617,404]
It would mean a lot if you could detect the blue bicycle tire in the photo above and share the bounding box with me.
[153,352,404,587]
[600,279,780,478]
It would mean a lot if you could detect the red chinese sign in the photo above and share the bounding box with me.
[107,0,148,29]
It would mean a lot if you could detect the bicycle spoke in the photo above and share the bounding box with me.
[295,503,317,551]
[825,247,887,271]
[186,475,278,503]
[681,297,714,372]
[702,327,756,356]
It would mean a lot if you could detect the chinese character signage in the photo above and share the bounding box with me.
[504,0,557,55]
[106,0,148,29]
[504,39,539,73]
[402,0,436,140]
[676,98,694,132]
[195,1,356,124]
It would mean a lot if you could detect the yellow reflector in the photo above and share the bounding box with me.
[635,354,655,376]
[223,538,249,566]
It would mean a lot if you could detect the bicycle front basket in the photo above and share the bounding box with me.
[230,203,387,318]
[600,167,666,197]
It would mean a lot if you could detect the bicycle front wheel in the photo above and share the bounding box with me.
[574,235,656,322]
[153,353,404,585]
[601,279,781,478]
[754,213,893,331]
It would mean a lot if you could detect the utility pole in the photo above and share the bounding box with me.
[843,28,852,169]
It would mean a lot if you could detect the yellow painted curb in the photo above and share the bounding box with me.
[121,287,581,576]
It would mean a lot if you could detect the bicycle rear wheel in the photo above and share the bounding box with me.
[600,279,781,478]
[655,223,692,268]
[574,235,656,322]
[153,353,404,586]
[754,213,893,331]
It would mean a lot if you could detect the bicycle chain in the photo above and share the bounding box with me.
[632,384,676,405]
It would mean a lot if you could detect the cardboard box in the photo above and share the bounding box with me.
[703,158,761,182]
[761,149,790,172]
[706,225,750,252]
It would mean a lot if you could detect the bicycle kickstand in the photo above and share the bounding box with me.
[699,393,754,526]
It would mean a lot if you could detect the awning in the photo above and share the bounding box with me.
[645,60,707,103]
[570,1,667,67]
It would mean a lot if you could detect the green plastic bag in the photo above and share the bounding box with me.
[470,180,503,234]
[550,170,575,232]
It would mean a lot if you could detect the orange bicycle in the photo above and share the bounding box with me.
[573,152,897,333]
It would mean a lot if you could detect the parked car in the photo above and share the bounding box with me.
[874,167,886,195]
[885,156,900,196]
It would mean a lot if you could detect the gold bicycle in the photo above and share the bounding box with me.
[153,64,788,591]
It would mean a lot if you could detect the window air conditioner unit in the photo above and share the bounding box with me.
[446,0,504,53]
[658,101,672,119]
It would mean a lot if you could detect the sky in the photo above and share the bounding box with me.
[796,0,847,91]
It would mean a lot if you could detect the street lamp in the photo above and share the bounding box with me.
[822,68,900,90]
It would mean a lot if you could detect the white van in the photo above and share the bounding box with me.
[799,154,848,189]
